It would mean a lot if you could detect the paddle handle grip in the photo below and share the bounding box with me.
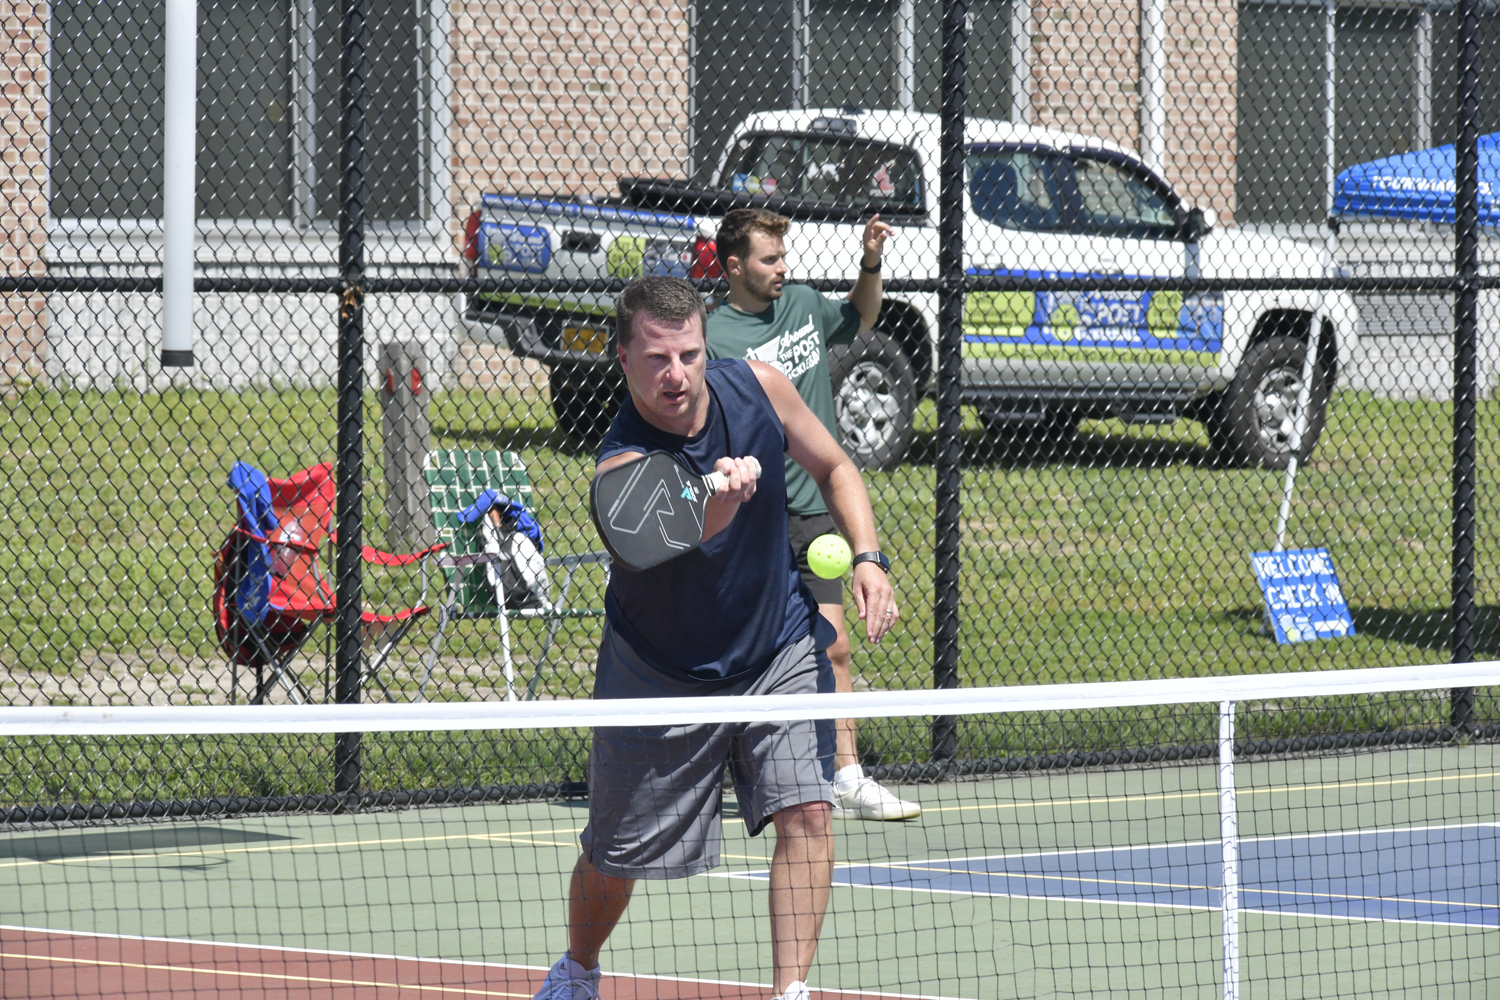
[704,456,762,496]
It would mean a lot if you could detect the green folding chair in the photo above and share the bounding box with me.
[422,449,608,700]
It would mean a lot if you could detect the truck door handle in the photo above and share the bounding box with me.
[561,231,602,253]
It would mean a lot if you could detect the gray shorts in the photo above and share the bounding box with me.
[580,626,836,880]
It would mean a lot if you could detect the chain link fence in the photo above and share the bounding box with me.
[3,0,1499,815]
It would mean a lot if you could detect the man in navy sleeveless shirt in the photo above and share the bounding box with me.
[531,277,898,1000]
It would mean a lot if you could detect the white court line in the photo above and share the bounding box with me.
[709,821,1500,928]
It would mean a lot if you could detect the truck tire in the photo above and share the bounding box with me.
[829,329,916,471]
[1207,334,1328,470]
[548,364,622,442]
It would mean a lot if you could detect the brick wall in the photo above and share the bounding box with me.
[448,0,691,249]
[1162,0,1237,224]
[1028,0,1237,224]
[1,0,47,389]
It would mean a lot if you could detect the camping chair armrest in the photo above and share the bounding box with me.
[364,541,448,606]
[362,542,447,567]
[232,525,320,555]
[438,552,502,570]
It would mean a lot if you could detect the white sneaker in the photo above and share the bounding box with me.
[833,776,921,820]
[533,956,601,1000]
[772,981,812,1000]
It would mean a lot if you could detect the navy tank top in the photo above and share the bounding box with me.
[597,358,821,687]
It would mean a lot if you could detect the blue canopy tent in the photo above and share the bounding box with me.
[1333,134,1500,225]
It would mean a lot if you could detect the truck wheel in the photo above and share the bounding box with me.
[829,330,916,471]
[548,364,622,442]
[1208,334,1328,470]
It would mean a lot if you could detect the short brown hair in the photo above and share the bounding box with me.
[615,275,707,347]
[715,208,790,271]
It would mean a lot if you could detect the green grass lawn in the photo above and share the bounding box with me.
[2,384,1497,687]
[1,383,1497,803]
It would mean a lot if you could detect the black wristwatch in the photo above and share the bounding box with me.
[859,258,882,274]
[851,550,891,573]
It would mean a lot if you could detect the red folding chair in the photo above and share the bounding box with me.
[213,461,445,704]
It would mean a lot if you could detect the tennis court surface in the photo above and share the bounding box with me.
[3,668,1499,998]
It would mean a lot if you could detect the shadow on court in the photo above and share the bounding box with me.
[0,826,292,863]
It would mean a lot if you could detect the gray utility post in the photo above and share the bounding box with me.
[379,342,437,551]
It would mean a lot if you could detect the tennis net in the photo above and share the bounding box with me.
[2,663,1498,1000]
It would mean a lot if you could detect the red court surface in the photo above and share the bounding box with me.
[1,927,929,1000]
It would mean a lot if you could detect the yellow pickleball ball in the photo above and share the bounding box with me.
[807,534,852,580]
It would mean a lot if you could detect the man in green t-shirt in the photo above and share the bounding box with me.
[705,207,919,821]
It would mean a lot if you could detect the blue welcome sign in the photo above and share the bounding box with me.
[1250,547,1355,644]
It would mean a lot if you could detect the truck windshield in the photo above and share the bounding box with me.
[966,148,1067,232]
[719,132,924,211]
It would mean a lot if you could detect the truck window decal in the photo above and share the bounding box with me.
[479,222,551,273]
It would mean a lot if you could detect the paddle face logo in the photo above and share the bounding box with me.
[598,459,706,564]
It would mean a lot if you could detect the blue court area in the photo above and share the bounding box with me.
[737,823,1500,928]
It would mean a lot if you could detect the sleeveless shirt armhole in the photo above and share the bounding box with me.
[740,358,789,453]
[598,444,646,464]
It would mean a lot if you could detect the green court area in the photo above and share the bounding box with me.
[4,741,1496,999]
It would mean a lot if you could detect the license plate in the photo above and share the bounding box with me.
[563,326,607,353]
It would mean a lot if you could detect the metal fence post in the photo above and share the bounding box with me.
[379,342,437,551]
[334,0,367,792]
[1451,0,1479,732]
[932,0,966,763]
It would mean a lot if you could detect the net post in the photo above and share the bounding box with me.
[931,0,966,764]
[333,0,367,794]
[1218,700,1240,1000]
[1451,0,1480,732]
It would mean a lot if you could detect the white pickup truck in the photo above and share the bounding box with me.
[461,109,1356,470]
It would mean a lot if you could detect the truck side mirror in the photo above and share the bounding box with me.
[1184,206,1217,242]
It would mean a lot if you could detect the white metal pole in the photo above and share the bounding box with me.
[898,0,916,112]
[1218,700,1241,1000]
[1140,0,1166,173]
[791,0,808,110]
[1415,8,1432,152]
[161,0,197,367]
[1009,0,1032,124]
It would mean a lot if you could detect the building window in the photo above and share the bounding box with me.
[49,0,433,225]
[689,0,1013,179]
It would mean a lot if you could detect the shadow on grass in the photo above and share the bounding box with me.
[1350,604,1500,660]
[1224,603,1500,660]
[905,423,1218,471]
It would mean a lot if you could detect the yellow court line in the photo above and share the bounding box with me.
[0,951,531,997]
[0,826,587,871]
[922,768,1500,816]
